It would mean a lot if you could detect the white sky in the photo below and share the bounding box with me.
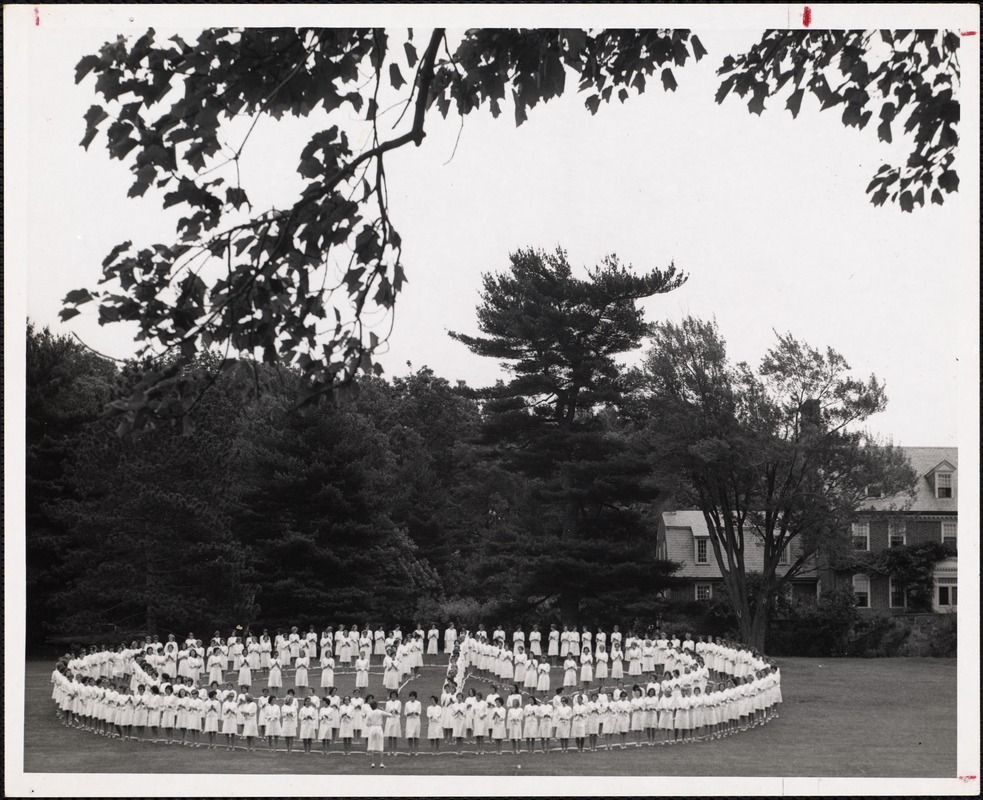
[12,8,979,448]
[4,6,981,797]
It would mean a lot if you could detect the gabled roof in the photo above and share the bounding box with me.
[861,446,958,513]
[924,459,956,476]
[662,509,709,534]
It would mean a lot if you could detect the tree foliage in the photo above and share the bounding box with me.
[450,248,687,623]
[717,30,961,211]
[50,352,255,635]
[64,27,959,432]
[639,317,917,650]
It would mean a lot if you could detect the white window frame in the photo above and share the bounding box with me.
[935,472,953,499]
[695,583,713,601]
[851,521,870,551]
[852,574,870,608]
[777,543,790,565]
[889,577,907,609]
[941,520,957,549]
[936,576,957,608]
[694,536,709,565]
[888,520,907,547]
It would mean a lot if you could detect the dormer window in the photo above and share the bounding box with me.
[935,472,953,499]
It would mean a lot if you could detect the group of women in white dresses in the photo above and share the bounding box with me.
[50,623,781,757]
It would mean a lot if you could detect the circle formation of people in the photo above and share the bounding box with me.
[50,622,782,766]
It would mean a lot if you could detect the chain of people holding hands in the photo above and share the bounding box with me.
[50,622,782,765]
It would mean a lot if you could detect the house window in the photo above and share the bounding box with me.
[888,521,906,547]
[852,574,870,608]
[941,521,957,549]
[694,537,708,564]
[889,577,907,609]
[778,543,790,565]
[936,576,957,608]
[695,583,713,601]
[935,472,952,498]
[852,522,870,551]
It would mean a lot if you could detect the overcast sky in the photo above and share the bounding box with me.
[10,5,979,451]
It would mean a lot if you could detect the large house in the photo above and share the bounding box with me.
[821,446,958,613]
[657,509,820,604]
[657,447,958,613]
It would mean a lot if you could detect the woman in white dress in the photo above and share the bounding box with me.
[203,690,221,748]
[610,643,624,681]
[547,625,560,664]
[529,625,542,658]
[523,698,540,752]
[404,690,422,754]
[221,691,238,750]
[472,692,488,754]
[287,628,301,665]
[384,690,402,753]
[241,694,259,751]
[427,625,439,656]
[280,694,299,753]
[338,631,353,666]
[318,697,334,752]
[382,648,400,692]
[426,696,443,752]
[365,700,397,768]
[338,696,355,755]
[267,654,283,697]
[264,698,281,751]
[571,694,589,752]
[449,693,467,755]
[580,646,594,689]
[355,650,370,689]
[259,631,273,671]
[294,649,310,690]
[554,696,573,753]
[319,649,335,691]
[536,659,550,696]
[298,696,317,753]
[523,657,539,693]
[490,697,507,755]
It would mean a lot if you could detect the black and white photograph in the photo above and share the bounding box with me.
[4,4,980,796]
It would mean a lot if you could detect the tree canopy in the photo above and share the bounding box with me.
[638,317,917,650]
[63,27,962,431]
[451,248,686,624]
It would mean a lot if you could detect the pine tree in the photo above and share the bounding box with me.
[450,247,686,624]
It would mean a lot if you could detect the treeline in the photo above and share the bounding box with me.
[27,248,689,651]
[27,247,909,653]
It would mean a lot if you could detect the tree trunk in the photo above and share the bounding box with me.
[747,605,769,652]
[560,591,580,628]
[145,537,157,636]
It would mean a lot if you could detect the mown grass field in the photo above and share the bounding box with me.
[21,656,956,777]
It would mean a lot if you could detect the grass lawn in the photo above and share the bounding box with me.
[21,655,956,777]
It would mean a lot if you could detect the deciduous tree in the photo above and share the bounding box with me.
[639,317,916,651]
[64,28,959,430]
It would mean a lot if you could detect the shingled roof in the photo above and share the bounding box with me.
[860,446,958,514]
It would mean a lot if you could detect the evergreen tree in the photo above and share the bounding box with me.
[232,391,440,627]
[26,323,117,649]
[51,353,254,636]
[450,247,686,624]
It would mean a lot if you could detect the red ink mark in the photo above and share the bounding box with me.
[34,6,39,26]
[960,31,977,36]
[958,776,977,782]
[802,6,812,27]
